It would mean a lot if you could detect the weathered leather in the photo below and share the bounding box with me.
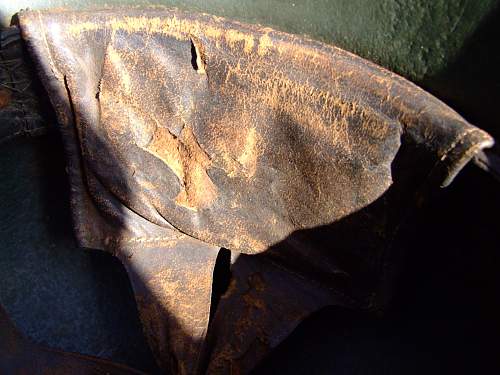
[18,7,494,374]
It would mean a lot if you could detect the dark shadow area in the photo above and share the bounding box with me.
[196,133,459,373]
[421,4,500,139]
[0,131,159,373]
[209,248,232,323]
[254,164,500,374]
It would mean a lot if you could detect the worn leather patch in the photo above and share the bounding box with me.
[19,8,493,255]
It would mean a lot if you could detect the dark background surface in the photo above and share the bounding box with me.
[0,133,159,372]
[256,164,500,374]
[1,1,500,373]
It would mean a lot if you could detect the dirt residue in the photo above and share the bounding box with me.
[106,45,132,95]
[237,127,259,177]
[257,33,273,56]
[145,125,218,211]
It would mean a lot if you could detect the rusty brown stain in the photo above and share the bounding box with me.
[0,89,11,108]
[207,272,272,374]
[242,294,266,310]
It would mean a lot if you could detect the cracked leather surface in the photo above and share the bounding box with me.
[18,7,494,374]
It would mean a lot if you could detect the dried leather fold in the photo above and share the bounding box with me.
[18,7,493,374]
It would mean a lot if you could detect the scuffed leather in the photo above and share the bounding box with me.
[19,8,493,254]
[18,7,493,374]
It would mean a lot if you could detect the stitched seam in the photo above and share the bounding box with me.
[126,235,187,243]
[438,127,479,162]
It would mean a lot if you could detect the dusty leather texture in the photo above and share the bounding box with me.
[18,7,494,374]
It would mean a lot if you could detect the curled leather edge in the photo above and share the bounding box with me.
[432,128,494,187]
